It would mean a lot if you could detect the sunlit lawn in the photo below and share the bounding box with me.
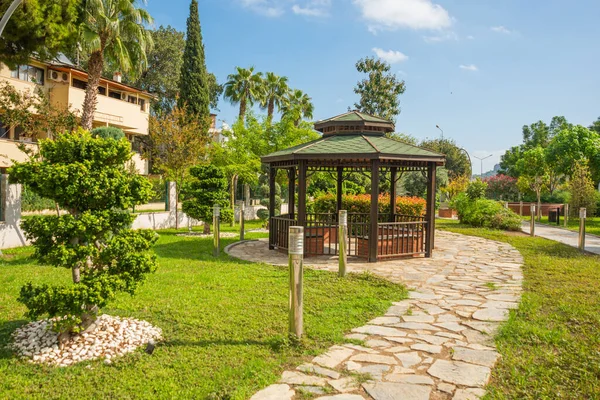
[0,221,406,399]
[438,219,600,399]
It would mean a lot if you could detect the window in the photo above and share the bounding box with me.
[108,91,121,100]
[72,78,87,90]
[139,98,146,112]
[0,122,8,139]
[13,126,23,141]
[128,95,137,104]
[10,64,44,85]
[98,86,106,96]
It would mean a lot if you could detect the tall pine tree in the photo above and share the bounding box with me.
[178,0,210,121]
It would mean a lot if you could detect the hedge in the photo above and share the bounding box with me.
[311,194,426,216]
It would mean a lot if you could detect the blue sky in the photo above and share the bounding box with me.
[146,0,600,173]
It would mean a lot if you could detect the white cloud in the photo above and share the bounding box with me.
[239,0,285,17]
[466,35,475,40]
[491,25,512,34]
[292,3,328,17]
[354,0,452,32]
[239,0,332,18]
[423,31,458,43]
[372,48,409,64]
[459,64,478,71]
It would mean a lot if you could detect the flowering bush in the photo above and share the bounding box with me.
[483,174,519,201]
[312,194,426,216]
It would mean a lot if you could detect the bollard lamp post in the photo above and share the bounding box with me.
[530,205,536,237]
[338,210,348,278]
[564,204,569,228]
[239,201,245,241]
[288,226,304,339]
[213,204,220,257]
[579,208,586,251]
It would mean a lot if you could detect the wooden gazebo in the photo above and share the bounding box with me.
[261,111,445,262]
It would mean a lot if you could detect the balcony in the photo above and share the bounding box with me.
[68,87,149,135]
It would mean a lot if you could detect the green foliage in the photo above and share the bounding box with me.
[8,129,157,333]
[546,125,600,182]
[224,66,264,121]
[178,0,211,119]
[91,126,125,140]
[256,208,269,221]
[568,160,597,217]
[0,0,80,69]
[311,194,426,216]
[401,168,448,198]
[452,193,521,231]
[420,138,470,179]
[181,165,230,226]
[281,88,314,126]
[261,72,289,121]
[483,174,519,201]
[353,57,406,123]
[465,178,488,200]
[21,184,55,212]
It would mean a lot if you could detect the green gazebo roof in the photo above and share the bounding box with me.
[261,134,445,164]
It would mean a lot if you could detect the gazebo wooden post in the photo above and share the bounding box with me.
[297,160,307,229]
[389,167,397,222]
[288,168,295,218]
[369,159,380,262]
[336,166,343,214]
[425,162,436,257]
[269,165,276,250]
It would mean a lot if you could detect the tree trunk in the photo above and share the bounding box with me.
[239,98,247,121]
[537,191,542,222]
[175,189,179,229]
[245,184,250,207]
[80,50,104,130]
[203,222,211,234]
[267,99,275,123]
[230,174,237,227]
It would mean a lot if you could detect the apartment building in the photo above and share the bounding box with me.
[0,55,153,174]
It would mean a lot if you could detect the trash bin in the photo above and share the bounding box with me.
[549,209,558,223]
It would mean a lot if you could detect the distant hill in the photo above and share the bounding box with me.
[473,164,500,180]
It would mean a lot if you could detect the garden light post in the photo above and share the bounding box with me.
[288,226,304,338]
[519,201,523,217]
[530,205,536,237]
[564,204,569,227]
[239,201,245,241]
[579,208,586,251]
[213,204,220,257]
[338,210,348,278]
[436,124,444,140]
[473,154,492,177]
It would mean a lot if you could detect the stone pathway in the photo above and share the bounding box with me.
[521,221,600,255]
[227,231,523,400]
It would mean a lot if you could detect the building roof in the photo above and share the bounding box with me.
[261,133,445,164]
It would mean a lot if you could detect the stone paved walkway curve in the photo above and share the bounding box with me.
[226,231,523,400]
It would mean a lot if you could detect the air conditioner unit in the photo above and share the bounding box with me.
[47,70,68,83]
[121,92,128,100]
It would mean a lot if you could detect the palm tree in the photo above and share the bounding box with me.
[224,66,264,122]
[282,89,314,126]
[261,72,289,123]
[79,0,153,130]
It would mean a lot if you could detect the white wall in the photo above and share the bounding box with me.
[0,175,29,249]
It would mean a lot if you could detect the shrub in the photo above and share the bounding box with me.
[9,129,157,335]
[466,178,488,200]
[311,194,426,216]
[91,126,126,140]
[453,193,521,231]
[569,160,597,218]
[21,184,55,212]
[484,174,519,201]
[257,209,269,221]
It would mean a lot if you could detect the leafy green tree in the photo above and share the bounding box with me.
[9,129,156,336]
[568,160,597,218]
[282,89,314,127]
[178,0,211,122]
[91,126,125,140]
[78,0,153,130]
[546,125,600,182]
[224,66,264,121]
[261,72,289,123]
[516,146,550,220]
[401,168,448,197]
[420,138,470,179]
[147,105,210,227]
[182,165,230,234]
[353,57,406,123]
[0,0,80,68]
[589,117,600,134]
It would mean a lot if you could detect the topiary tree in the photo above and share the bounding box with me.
[91,126,126,141]
[9,129,157,339]
[181,165,231,234]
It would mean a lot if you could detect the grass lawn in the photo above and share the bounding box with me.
[534,215,600,236]
[0,221,406,399]
[437,219,600,399]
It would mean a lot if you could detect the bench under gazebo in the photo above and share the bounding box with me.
[261,111,445,263]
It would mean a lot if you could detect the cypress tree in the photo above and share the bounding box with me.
[178,0,210,121]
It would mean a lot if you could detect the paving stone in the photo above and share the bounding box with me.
[434,322,467,332]
[472,308,508,322]
[437,382,456,394]
[344,360,362,371]
[395,322,440,331]
[408,334,447,345]
[410,343,442,354]
[435,332,464,340]
[345,333,367,341]
[363,382,431,400]
[350,353,398,365]
[409,292,443,300]
[328,377,359,393]
[386,374,435,385]
[452,388,486,399]
[316,395,365,400]
[369,316,401,325]
[427,360,491,386]
[297,386,326,395]
[391,365,415,374]
[353,325,407,337]
[384,345,411,353]
[401,315,435,323]
[451,347,500,367]
[281,371,328,386]
[366,339,392,348]
[385,337,413,344]
[359,364,392,379]
[298,363,341,379]
[436,313,461,322]
[395,352,422,368]
[344,344,378,353]
[312,346,355,369]
[250,384,294,400]
[481,301,518,309]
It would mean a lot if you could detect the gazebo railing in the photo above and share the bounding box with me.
[376,220,427,258]
[270,215,298,251]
